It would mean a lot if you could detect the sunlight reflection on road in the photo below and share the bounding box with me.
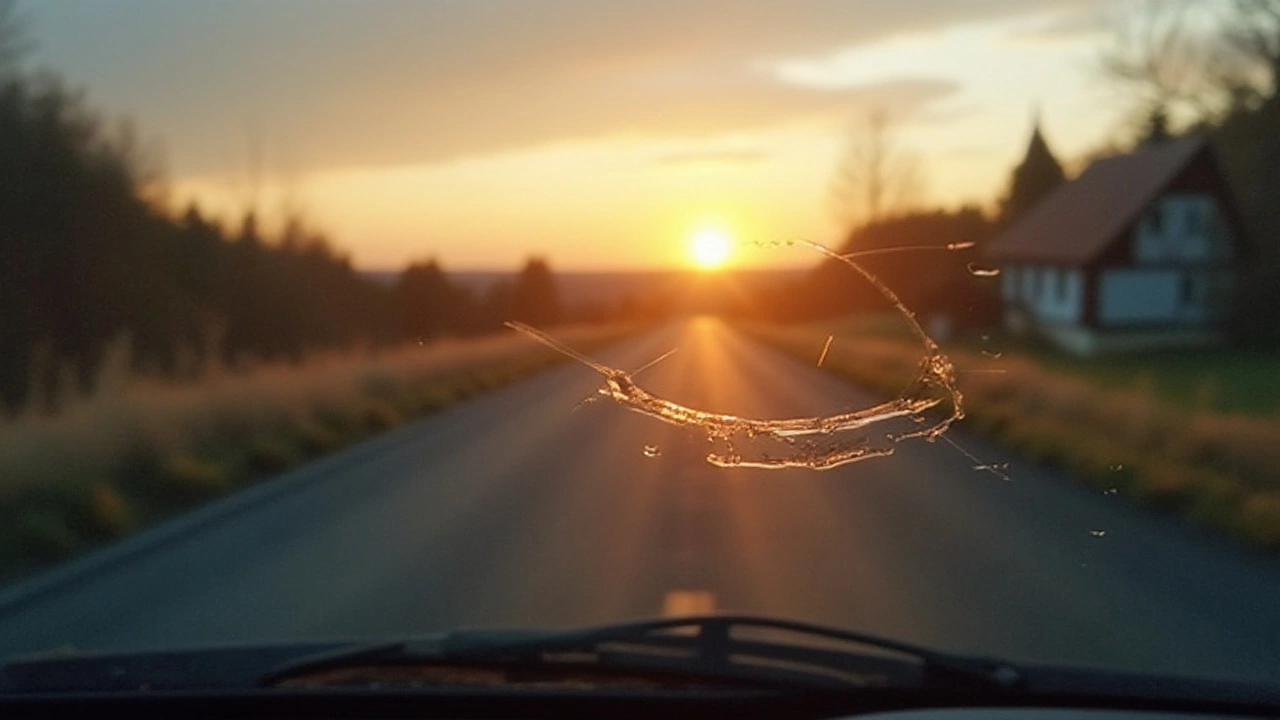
[506,241,968,470]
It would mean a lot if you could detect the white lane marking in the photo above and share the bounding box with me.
[662,589,717,617]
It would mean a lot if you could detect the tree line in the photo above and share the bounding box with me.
[0,8,563,410]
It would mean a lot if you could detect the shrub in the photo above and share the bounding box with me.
[317,405,363,442]
[157,454,230,506]
[245,433,304,475]
[13,508,81,562]
[1184,473,1245,533]
[1238,492,1280,550]
[85,481,136,539]
[359,400,401,432]
[292,419,340,456]
[417,383,459,412]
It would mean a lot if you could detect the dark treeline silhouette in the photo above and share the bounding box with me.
[0,51,565,411]
[1213,91,1280,345]
[749,208,1001,329]
[0,66,400,408]
[394,256,566,342]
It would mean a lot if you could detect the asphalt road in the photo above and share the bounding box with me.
[0,318,1276,683]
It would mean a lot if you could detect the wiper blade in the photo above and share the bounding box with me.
[261,614,1025,691]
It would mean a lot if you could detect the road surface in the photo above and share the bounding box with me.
[0,318,1276,682]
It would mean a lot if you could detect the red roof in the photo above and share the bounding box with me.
[986,136,1207,264]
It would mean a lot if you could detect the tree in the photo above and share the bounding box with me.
[509,257,562,327]
[395,258,476,340]
[1220,0,1280,107]
[998,116,1066,224]
[769,207,995,323]
[1098,1,1269,137]
[1101,1,1205,127]
[829,109,925,232]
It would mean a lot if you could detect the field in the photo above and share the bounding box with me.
[808,315,1280,416]
[746,317,1280,552]
[1024,348,1280,416]
[0,324,637,582]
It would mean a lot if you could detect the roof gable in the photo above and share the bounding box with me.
[986,136,1209,265]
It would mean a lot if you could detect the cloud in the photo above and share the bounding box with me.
[1002,5,1112,45]
[26,0,1107,176]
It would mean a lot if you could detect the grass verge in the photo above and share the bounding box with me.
[0,324,638,584]
[745,321,1280,553]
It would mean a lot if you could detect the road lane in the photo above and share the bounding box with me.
[0,318,1276,683]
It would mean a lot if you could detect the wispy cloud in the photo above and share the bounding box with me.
[1001,6,1112,46]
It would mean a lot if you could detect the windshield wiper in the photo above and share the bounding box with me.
[8,615,1279,719]
[260,614,1024,691]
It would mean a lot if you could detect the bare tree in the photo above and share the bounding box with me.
[828,109,925,231]
[1220,0,1280,101]
[1100,1,1221,126]
[1099,0,1277,134]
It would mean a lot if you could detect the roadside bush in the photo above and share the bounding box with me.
[1185,473,1245,533]
[245,433,304,475]
[1238,492,1280,550]
[157,454,230,507]
[317,405,364,443]
[292,419,341,457]
[13,508,81,563]
[84,481,136,539]
[359,400,401,432]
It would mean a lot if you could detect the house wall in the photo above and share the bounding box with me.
[1036,267,1082,324]
[1098,267,1232,326]
[1095,192,1236,328]
[1098,269,1182,324]
[1134,194,1234,263]
[1000,263,1082,325]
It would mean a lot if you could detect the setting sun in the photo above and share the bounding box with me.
[689,226,733,270]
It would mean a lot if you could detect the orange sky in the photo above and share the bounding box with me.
[26,0,1139,270]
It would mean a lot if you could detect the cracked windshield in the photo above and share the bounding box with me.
[1,0,1277,686]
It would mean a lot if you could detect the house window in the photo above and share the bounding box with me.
[1147,204,1164,234]
[1045,267,1057,301]
[1056,268,1069,301]
[1186,204,1204,236]
[1002,264,1018,300]
[1182,274,1200,305]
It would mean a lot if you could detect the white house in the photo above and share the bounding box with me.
[986,136,1244,356]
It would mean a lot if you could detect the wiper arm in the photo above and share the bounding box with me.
[261,614,1025,691]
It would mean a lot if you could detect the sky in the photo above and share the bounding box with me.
[21,0,1137,271]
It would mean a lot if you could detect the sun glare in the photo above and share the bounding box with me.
[689,226,732,270]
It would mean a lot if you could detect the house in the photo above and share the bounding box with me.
[986,133,1245,356]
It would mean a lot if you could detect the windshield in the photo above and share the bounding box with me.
[0,0,1277,691]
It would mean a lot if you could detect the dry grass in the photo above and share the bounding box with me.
[747,323,1280,552]
[0,324,636,579]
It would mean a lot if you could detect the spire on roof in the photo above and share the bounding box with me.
[1000,110,1067,224]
